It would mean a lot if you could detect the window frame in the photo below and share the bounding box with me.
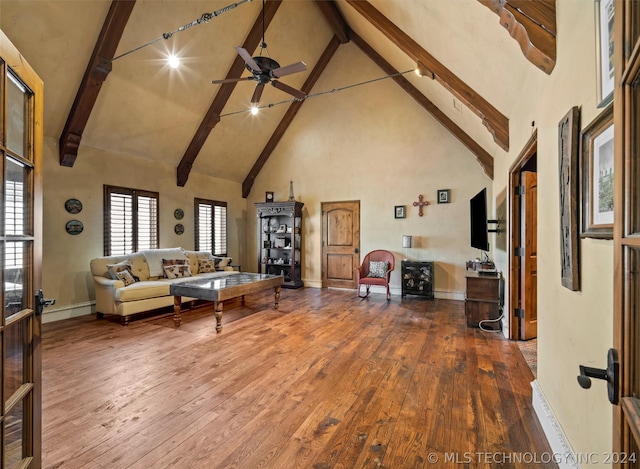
[103,185,159,256]
[194,198,227,256]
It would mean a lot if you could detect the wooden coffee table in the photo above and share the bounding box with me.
[170,273,284,332]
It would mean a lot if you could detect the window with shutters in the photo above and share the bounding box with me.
[194,198,227,256]
[104,186,159,256]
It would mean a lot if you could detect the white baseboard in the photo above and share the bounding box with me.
[532,380,579,469]
[42,301,94,324]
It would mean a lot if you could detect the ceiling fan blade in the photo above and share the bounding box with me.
[271,80,306,100]
[251,83,265,103]
[235,46,262,72]
[211,76,254,85]
[271,61,307,78]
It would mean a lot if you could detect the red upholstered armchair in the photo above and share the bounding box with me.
[355,250,395,300]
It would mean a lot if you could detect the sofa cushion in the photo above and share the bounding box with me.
[106,260,139,283]
[128,252,150,281]
[115,281,171,302]
[198,258,217,273]
[163,259,192,279]
[115,269,137,286]
[213,256,232,269]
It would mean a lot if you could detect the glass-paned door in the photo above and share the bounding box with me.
[614,1,640,465]
[0,31,44,468]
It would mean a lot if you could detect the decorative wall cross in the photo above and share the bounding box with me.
[413,194,429,216]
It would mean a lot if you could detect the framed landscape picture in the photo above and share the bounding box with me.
[581,104,614,238]
[595,0,614,107]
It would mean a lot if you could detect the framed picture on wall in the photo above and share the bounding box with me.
[437,189,450,204]
[581,103,614,238]
[595,0,614,107]
[394,205,406,219]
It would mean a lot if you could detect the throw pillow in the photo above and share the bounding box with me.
[162,258,192,279]
[211,256,231,269]
[106,260,139,283]
[368,261,389,278]
[115,269,137,286]
[198,259,217,273]
[163,264,192,279]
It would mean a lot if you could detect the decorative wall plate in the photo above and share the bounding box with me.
[174,208,184,220]
[65,198,83,214]
[65,219,83,235]
[174,223,184,235]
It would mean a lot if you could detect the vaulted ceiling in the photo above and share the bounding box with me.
[1,0,555,196]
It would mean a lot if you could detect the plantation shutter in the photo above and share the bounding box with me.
[137,195,158,251]
[214,204,227,256]
[195,199,227,256]
[197,204,213,253]
[109,191,133,256]
[105,186,158,255]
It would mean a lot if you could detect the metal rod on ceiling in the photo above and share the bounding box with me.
[112,0,254,62]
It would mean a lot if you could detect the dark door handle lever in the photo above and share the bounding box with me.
[577,348,619,405]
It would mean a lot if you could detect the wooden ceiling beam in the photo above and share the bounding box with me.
[345,0,509,152]
[349,30,493,179]
[58,0,136,167]
[242,35,341,198]
[176,0,282,187]
[314,0,350,43]
[478,0,556,74]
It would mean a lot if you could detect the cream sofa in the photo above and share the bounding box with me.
[90,247,238,324]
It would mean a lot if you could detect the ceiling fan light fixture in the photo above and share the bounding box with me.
[250,105,259,115]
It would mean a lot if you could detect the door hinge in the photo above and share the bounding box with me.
[514,308,524,318]
[515,247,525,256]
[515,185,525,195]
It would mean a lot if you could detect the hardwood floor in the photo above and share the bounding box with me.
[42,288,555,468]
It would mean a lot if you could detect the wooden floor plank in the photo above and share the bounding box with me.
[41,288,556,468]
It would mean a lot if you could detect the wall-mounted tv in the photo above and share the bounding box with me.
[470,188,490,252]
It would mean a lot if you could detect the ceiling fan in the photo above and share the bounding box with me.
[211,0,307,104]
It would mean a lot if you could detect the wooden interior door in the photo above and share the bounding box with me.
[614,1,640,463]
[0,31,44,467]
[520,171,538,340]
[508,132,537,340]
[321,201,360,290]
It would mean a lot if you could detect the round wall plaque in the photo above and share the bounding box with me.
[174,223,184,235]
[174,208,184,220]
[65,220,84,235]
[65,198,83,214]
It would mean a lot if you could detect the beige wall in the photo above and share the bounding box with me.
[490,0,613,464]
[246,42,492,295]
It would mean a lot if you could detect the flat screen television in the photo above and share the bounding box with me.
[470,188,490,252]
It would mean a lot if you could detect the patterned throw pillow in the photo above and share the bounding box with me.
[198,259,217,273]
[106,260,139,284]
[163,264,192,279]
[115,269,137,286]
[162,258,192,279]
[368,261,389,278]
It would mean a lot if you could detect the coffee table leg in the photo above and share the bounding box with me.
[173,295,182,327]
[274,286,281,309]
[214,301,223,333]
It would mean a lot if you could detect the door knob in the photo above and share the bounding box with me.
[35,289,56,317]
[577,348,619,405]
